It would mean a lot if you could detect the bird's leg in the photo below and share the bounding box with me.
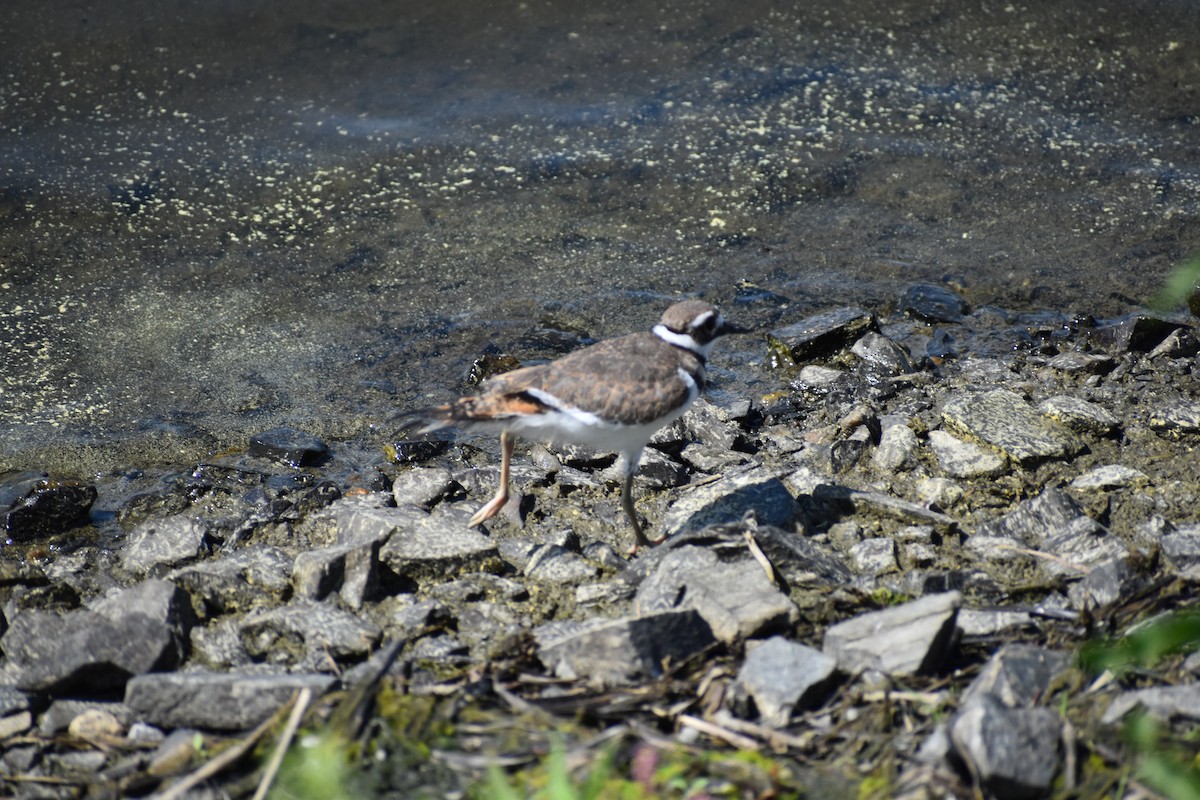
[622,462,666,556]
[469,430,515,527]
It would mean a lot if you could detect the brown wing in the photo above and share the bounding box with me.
[527,332,700,424]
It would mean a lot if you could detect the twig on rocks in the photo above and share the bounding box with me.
[993,544,1092,574]
[677,714,760,750]
[251,687,312,800]
[152,696,293,800]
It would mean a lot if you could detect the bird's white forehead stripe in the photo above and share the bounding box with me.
[691,310,716,330]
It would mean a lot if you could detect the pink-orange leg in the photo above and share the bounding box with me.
[469,430,515,527]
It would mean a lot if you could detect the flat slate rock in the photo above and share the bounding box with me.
[951,694,1062,800]
[730,637,839,728]
[961,644,1069,709]
[975,488,1085,546]
[927,430,1006,478]
[942,389,1083,464]
[824,591,961,676]
[378,512,500,580]
[2,607,181,693]
[247,427,328,467]
[169,545,293,616]
[125,671,337,731]
[1149,401,1200,434]
[1162,526,1200,579]
[767,306,876,363]
[873,424,919,472]
[1102,684,1200,725]
[239,600,381,666]
[899,283,967,323]
[1037,395,1119,435]
[534,609,715,686]
[661,468,796,538]
[121,514,213,573]
[293,538,381,609]
[1068,464,1148,491]
[634,545,798,643]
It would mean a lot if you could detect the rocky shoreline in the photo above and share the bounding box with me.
[4,287,1200,798]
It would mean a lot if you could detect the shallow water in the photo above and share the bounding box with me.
[3,0,1199,474]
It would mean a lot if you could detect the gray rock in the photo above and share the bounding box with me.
[927,430,1006,478]
[1068,464,1147,491]
[1037,396,1119,435]
[38,699,132,736]
[190,617,252,669]
[378,510,500,581]
[292,539,381,610]
[333,496,413,546]
[170,545,292,616]
[680,441,749,474]
[523,545,599,584]
[730,637,839,727]
[0,686,32,717]
[2,606,182,693]
[247,427,328,467]
[534,610,715,686]
[121,514,213,573]
[1042,516,1129,578]
[1045,351,1114,374]
[89,579,193,664]
[767,306,876,364]
[392,466,457,509]
[794,364,845,390]
[951,694,1061,800]
[1161,526,1200,579]
[575,581,637,607]
[957,608,1035,637]
[125,672,336,730]
[961,644,1069,709]
[239,600,381,667]
[678,397,742,451]
[806,484,958,531]
[900,284,967,323]
[824,591,961,676]
[873,424,919,472]
[846,537,899,577]
[915,477,963,509]
[624,443,691,489]
[1150,401,1200,434]
[851,331,914,376]
[634,546,798,643]
[1102,685,1200,725]
[942,389,1083,464]
[1067,557,1144,609]
[660,468,796,538]
[976,488,1086,546]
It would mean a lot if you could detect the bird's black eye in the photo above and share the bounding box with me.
[693,313,718,337]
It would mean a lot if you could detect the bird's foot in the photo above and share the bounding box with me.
[468,492,508,527]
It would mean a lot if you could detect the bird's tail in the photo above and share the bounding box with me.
[390,397,487,437]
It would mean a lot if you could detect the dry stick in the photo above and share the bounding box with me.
[152,692,299,800]
[677,714,760,750]
[743,530,777,586]
[992,543,1092,574]
[251,687,313,800]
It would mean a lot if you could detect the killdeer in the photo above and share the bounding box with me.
[402,299,746,554]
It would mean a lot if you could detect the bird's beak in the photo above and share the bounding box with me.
[718,318,751,335]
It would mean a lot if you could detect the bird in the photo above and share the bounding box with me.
[401,299,746,554]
